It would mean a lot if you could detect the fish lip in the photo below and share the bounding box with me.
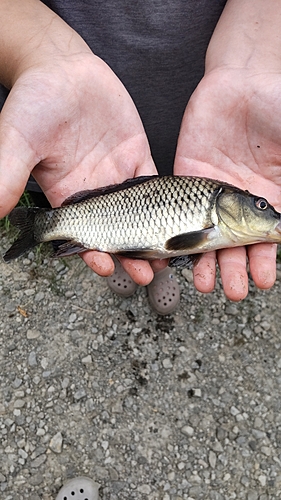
[276,220,281,233]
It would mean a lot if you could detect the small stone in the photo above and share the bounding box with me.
[253,417,264,428]
[61,377,70,389]
[29,474,44,486]
[212,441,223,453]
[101,440,109,451]
[177,462,185,470]
[35,292,45,302]
[69,313,77,323]
[28,351,37,366]
[25,288,35,296]
[240,476,250,487]
[247,491,258,500]
[137,484,151,495]
[182,269,193,283]
[252,429,266,439]
[12,378,22,388]
[261,446,271,456]
[49,432,63,454]
[225,304,238,315]
[4,302,16,312]
[27,329,40,340]
[162,358,173,369]
[41,357,48,369]
[194,388,202,397]
[31,454,47,468]
[73,388,87,400]
[230,406,240,416]
[209,450,216,469]
[82,355,92,364]
[258,475,267,487]
[181,425,194,437]
[13,399,25,409]
[242,328,252,339]
[18,449,28,459]
[36,428,45,437]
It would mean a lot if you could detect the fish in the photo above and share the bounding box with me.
[3,175,281,265]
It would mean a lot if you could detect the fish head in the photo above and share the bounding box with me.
[215,187,281,244]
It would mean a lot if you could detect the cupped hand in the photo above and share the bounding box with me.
[0,52,159,284]
[174,68,281,300]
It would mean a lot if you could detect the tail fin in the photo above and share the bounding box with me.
[3,207,40,262]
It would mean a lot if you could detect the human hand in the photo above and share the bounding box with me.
[0,3,159,285]
[174,68,281,300]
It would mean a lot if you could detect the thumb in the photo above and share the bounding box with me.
[0,122,37,217]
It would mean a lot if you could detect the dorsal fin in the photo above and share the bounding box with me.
[61,175,158,206]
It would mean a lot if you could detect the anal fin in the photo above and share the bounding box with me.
[52,241,87,257]
[169,254,202,269]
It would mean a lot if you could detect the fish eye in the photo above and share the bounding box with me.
[255,198,268,210]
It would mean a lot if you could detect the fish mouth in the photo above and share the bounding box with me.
[276,220,281,234]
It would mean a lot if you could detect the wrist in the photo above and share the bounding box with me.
[0,0,92,88]
[205,0,281,73]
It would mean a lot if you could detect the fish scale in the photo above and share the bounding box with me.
[34,176,219,253]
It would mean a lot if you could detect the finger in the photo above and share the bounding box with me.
[118,256,154,286]
[193,251,217,293]
[217,247,248,301]
[82,251,155,285]
[81,250,115,276]
[150,258,169,273]
[247,243,277,289]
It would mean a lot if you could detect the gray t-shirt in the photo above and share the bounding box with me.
[0,0,227,175]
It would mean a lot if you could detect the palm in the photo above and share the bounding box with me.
[0,54,157,282]
[174,69,281,299]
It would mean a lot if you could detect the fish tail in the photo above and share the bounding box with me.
[3,207,41,262]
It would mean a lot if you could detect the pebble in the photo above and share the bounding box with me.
[27,329,40,340]
[35,291,45,302]
[209,450,217,469]
[162,358,173,369]
[28,351,37,366]
[182,269,193,283]
[13,399,25,409]
[181,425,194,437]
[4,302,16,312]
[49,432,63,454]
[82,354,92,364]
[212,441,224,453]
[137,484,151,494]
[31,454,47,468]
[247,492,259,500]
[258,475,267,487]
[73,388,87,400]
[69,313,77,323]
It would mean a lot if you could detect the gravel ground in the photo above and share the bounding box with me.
[1,235,281,500]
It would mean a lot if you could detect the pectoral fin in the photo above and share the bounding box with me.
[165,228,214,251]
